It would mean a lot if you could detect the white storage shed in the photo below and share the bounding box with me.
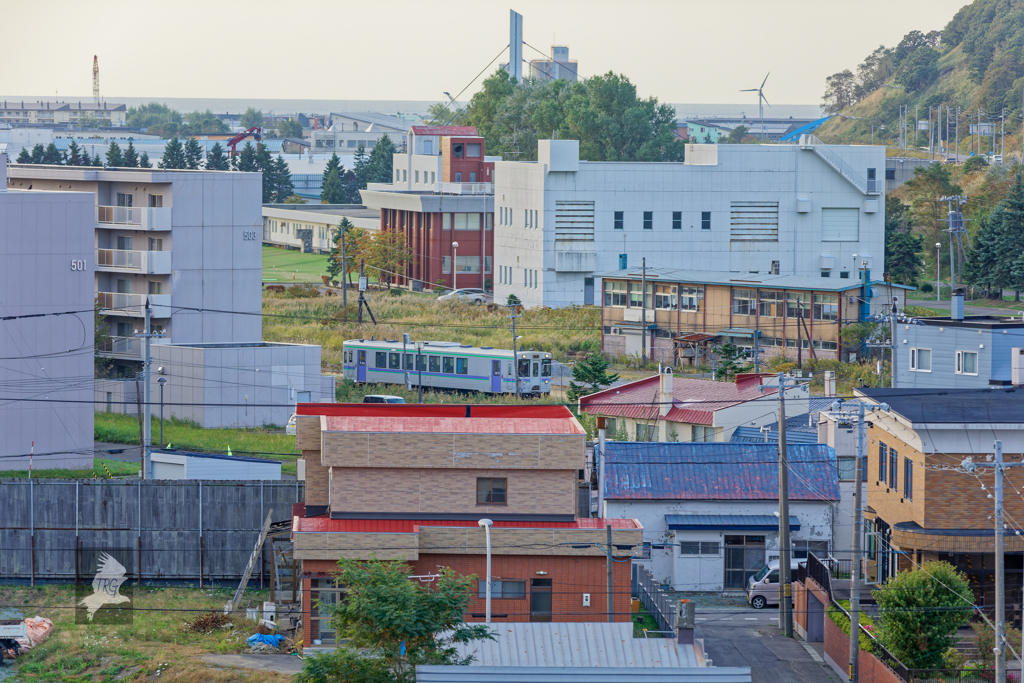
[146,450,282,480]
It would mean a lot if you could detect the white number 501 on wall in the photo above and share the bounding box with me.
[70,259,87,271]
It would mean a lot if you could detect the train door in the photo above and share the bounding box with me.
[491,360,502,393]
[357,350,367,382]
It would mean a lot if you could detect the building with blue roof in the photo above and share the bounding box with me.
[602,442,839,591]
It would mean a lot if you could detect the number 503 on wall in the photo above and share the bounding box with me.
[70,259,87,271]
[242,230,258,240]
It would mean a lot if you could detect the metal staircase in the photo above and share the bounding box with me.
[799,134,879,196]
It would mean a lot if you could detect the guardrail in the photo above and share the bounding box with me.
[97,336,141,356]
[97,205,140,225]
[97,249,141,269]
[96,292,146,311]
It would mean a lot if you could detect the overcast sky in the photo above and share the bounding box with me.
[2,0,969,105]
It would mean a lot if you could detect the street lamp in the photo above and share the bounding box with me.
[452,241,460,292]
[157,376,167,447]
[935,243,942,301]
[415,341,424,404]
[478,518,493,623]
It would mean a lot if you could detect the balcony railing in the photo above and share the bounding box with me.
[97,336,141,357]
[437,182,493,195]
[97,249,142,269]
[97,206,140,225]
[96,292,146,311]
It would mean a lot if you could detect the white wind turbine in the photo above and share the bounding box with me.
[740,73,771,140]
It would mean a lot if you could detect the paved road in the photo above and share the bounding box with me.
[697,609,841,683]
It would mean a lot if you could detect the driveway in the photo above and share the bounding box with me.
[698,608,842,683]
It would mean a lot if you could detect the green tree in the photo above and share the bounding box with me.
[42,143,64,165]
[352,144,370,189]
[234,142,258,172]
[725,125,749,144]
[962,156,988,174]
[92,153,102,166]
[127,102,181,129]
[122,141,139,168]
[16,147,31,164]
[159,137,186,169]
[872,561,972,670]
[506,293,521,306]
[273,155,294,202]
[94,302,114,377]
[567,353,621,403]
[321,153,342,188]
[966,171,1024,298]
[822,69,857,114]
[894,47,939,93]
[105,141,124,167]
[139,152,152,168]
[902,163,959,247]
[461,69,516,143]
[715,341,751,379]
[367,134,397,184]
[284,194,307,204]
[295,557,492,683]
[29,144,45,164]
[277,118,303,137]
[241,107,264,129]
[327,217,354,280]
[205,142,229,170]
[256,144,277,202]
[183,138,204,170]
[65,140,83,166]
[370,230,413,288]
[885,197,923,285]
[321,168,347,204]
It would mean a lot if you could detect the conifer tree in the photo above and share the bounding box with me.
[234,142,258,172]
[183,138,204,170]
[139,152,152,168]
[105,141,124,167]
[327,217,354,280]
[320,168,347,204]
[367,134,397,184]
[160,137,186,169]
[93,153,102,166]
[42,143,64,165]
[16,148,31,164]
[321,152,341,188]
[30,144,45,164]
[122,141,139,167]
[204,143,228,170]
[255,144,277,202]
[352,144,370,190]
[66,140,84,166]
[273,155,294,202]
[567,354,620,403]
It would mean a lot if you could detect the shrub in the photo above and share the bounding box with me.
[827,602,874,653]
[919,282,933,292]
[284,283,322,299]
[962,156,988,174]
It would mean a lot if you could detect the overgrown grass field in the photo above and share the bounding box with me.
[1,585,289,682]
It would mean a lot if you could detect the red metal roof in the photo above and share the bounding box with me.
[293,514,641,534]
[410,126,478,136]
[297,404,584,434]
[579,375,776,426]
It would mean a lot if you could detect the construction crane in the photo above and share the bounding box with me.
[226,127,264,158]
[92,56,100,105]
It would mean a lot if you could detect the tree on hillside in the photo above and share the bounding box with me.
[123,141,139,168]
[567,353,620,403]
[902,163,960,247]
[139,152,152,168]
[894,47,939,93]
[873,561,972,670]
[885,198,924,285]
[294,558,492,683]
[183,138,204,170]
[205,142,229,170]
[822,70,857,114]
[277,118,303,138]
[966,171,1024,299]
[241,107,263,129]
[856,45,895,96]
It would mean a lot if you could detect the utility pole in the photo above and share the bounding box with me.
[890,296,898,388]
[508,307,521,398]
[849,401,866,682]
[606,524,614,623]
[341,227,348,311]
[641,257,648,367]
[777,372,793,637]
[134,301,159,479]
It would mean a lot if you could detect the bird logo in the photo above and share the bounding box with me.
[77,553,130,621]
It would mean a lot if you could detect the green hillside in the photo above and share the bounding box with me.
[815,0,1024,154]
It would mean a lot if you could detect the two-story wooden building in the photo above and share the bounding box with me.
[292,403,643,649]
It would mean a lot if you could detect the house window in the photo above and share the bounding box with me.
[478,580,525,598]
[655,284,677,310]
[889,448,898,490]
[429,356,441,373]
[456,357,468,374]
[636,424,657,442]
[466,143,481,157]
[672,211,682,230]
[442,256,451,274]
[692,425,717,443]
[701,211,711,230]
[629,282,651,308]
[758,291,784,318]
[643,211,653,230]
[904,458,913,500]
[604,281,627,307]
[375,352,387,368]
[838,456,868,482]
[956,350,978,375]
[443,357,455,374]
[477,478,507,505]
[680,286,703,311]
[679,541,721,555]
[813,294,838,321]
[614,211,624,230]
[148,194,163,208]
[732,289,755,316]
[910,348,931,372]
[878,444,887,483]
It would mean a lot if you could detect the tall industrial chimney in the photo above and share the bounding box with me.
[92,56,100,105]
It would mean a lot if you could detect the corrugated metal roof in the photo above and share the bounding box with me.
[730,426,818,444]
[603,443,839,501]
[294,516,642,534]
[665,514,800,531]
[417,665,752,682]
[448,622,700,668]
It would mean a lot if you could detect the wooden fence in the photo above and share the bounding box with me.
[0,478,303,585]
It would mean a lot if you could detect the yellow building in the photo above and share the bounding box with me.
[0,101,127,127]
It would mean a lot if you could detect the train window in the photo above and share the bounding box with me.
[507,361,514,376]
[429,356,441,373]
[456,358,468,374]
[376,352,387,368]
[417,355,427,371]
[389,352,401,370]
[542,359,552,377]
[518,359,530,377]
[532,362,539,377]
[492,360,500,377]
[405,354,415,370]
[358,351,366,366]
[443,357,455,374]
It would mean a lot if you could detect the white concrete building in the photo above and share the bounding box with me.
[262,204,380,254]
[493,138,885,307]
[0,154,96,470]
[7,164,263,375]
[308,112,410,153]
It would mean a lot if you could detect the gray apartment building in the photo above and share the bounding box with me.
[7,164,263,375]
[0,154,96,470]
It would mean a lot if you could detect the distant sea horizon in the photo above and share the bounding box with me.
[4,96,824,121]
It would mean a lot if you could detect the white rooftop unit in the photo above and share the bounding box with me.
[146,450,282,480]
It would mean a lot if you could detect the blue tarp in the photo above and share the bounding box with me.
[247,633,284,647]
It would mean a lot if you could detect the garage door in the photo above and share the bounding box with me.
[822,208,859,241]
[152,461,185,479]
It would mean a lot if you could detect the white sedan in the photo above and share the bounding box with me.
[438,288,493,305]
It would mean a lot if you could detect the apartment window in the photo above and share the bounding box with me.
[878,443,887,483]
[430,171,435,184]
[701,211,711,230]
[672,211,682,230]
[116,322,132,337]
[375,352,387,368]
[604,281,627,307]
[116,192,133,207]
[680,286,703,312]
[148,194,163,208]
[442,256,451,274]
[116,235,133,251]
[904,458,913,500]
[679,541,721,555]
[484,255,492,274]
[758,291,784,317]
[692,426,718,443]
[443,357,455,374]
[838,456,867,482]
[389,352,401,370]
[429,355,441,373]
[456,357,468,374]
[613,211,624,230]
[395,169,400,181]
[786,294,810,320]
[415,171,420,183]
[840,272,850,279]
[813,294,838,321]
[643,211,653,230]
[148,281,162,295]
[889,448,898,490]
[956,350,978,375]
[478,580,525,599]
[732,289,755,316]
[443,214,452,230]
[116,279,131,294]
[466,143,481,157]
[910,348,931,372]
[654,285,677,310]
[636,424,656,442]
[402,170,407,182]
[629,282,652,308]
[477,478,507,505]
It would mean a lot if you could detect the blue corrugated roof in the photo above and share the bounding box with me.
[779,116,832,142]
[666,514,800,531]
[730,426,818,444]
[603,442,839,501]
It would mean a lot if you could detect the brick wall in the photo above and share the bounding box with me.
[794,581,807,632]
[294,531,419,561]
[824,612,851,678]
[329,467,577,516]
[302,453,330,506]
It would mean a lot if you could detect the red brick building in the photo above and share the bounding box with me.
[291,403,643,649]
[361,126,496,291]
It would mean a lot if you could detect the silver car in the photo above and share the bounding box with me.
[438,288,493,305]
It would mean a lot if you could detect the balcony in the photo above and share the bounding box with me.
[437,182,493,195]
[96,292,172,318]
[96,249,172,274]
[97,336,141,359]
[96,206,172,231]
